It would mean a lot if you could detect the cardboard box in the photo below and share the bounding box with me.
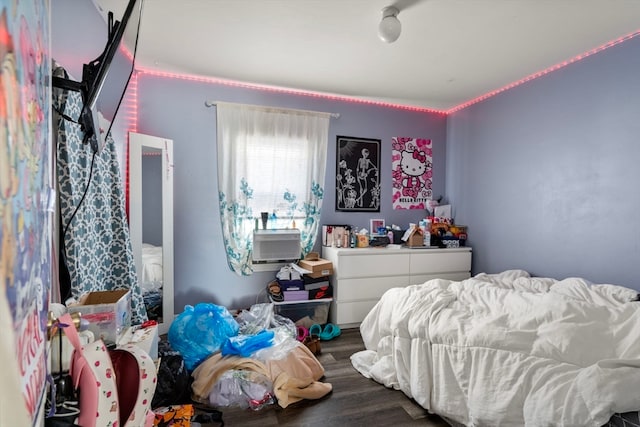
[403,227,424,248]
[276,279,304,291]
[303,276,330,290]
[298,252,333,278]
[117,324,159,361]
[68,289,131,345]
[308,284,333,300]
[283,290,309,301]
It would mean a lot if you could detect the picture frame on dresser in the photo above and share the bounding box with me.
[369,219,385,235]
[335,135,381,212]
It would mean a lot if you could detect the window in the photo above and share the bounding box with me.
[215,102,331,275]
[245,134,307,227]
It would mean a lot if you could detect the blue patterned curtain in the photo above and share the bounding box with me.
[53,64,147,324]
[216,102,330,275]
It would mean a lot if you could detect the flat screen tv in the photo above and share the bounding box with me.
[54,0,144,154]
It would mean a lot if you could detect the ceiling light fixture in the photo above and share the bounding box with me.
[378,6,401,43]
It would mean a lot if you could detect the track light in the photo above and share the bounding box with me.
[378,6,401,43]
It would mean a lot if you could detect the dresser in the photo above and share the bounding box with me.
[322,246,472,328]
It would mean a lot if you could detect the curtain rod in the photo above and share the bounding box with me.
[204,100,340,119]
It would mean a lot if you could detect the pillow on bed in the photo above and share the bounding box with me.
[512,276,557,293]
[591,283,639,303]
[472,269,531,289]
[550,278,639,305]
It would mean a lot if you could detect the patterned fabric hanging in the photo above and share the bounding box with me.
[53,64,147,324]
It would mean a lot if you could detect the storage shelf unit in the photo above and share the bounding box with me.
[322,246,472,328]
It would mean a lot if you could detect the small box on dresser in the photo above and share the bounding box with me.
[404,227,425,247]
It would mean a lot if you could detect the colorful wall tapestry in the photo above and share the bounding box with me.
[391,137,433,210]
[0,1,52,424]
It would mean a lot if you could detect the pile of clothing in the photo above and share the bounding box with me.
[166,302,333,410]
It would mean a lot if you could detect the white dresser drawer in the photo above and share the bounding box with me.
[322,246,472,327]
[337,253,409,278]
[409,250,471,275]
[409,271,471,286]
[336,276,411,301]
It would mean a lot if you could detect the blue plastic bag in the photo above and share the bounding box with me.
[168,303,240,371]
[221,329,275,358]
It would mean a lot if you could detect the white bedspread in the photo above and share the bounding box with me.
[351,270,640,426]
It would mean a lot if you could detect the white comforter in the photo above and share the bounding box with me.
[351,270,640,426]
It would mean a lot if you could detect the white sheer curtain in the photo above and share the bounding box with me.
[216,102,331,275]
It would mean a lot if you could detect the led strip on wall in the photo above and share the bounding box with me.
[122,28,640,127]
[446,29,640,114]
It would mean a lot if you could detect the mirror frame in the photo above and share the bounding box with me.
[129,132,175,335]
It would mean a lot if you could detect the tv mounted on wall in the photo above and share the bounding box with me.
[53,0,144,154]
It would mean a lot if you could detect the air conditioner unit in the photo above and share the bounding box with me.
[252,229,301,263]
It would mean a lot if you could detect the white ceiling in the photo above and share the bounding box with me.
[92,0,640,112]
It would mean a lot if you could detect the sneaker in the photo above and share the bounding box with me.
[276,266,292,281]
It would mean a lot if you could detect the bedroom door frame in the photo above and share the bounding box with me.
[129,132,175,335]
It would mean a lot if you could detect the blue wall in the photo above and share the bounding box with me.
[136,75,445,310]
[51,0,445,311]
[51,1,106,79]
[52,0,129,175]
[447,36,640,289]
[53,1,640,315]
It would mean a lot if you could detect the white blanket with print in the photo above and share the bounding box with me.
[351,270,640,426]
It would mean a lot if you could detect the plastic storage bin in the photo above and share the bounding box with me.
[270,297,332,326]
[67,289,131,345]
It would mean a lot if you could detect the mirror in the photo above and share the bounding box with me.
[129,132,174,334]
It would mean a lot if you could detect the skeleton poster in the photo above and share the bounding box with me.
[336,136,380,212]
[391,137,432,209]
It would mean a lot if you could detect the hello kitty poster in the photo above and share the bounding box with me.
[391,137,433,209]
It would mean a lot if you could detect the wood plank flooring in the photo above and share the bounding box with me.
[193,327,449,427]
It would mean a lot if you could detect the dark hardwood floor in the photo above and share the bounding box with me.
[191,327,449,427]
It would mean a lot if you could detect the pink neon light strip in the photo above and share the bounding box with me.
[123,73,138,214]
[446,29,640,114]
[132,29,640,116]
[135,67,446,115]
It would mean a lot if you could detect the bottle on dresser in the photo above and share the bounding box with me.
[350,228,357,248]
[422,218,432,247]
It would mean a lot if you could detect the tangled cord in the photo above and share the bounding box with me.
[46,398,80,419]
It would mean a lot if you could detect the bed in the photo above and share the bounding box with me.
[351,270,640,426]
[141,243,163,321]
